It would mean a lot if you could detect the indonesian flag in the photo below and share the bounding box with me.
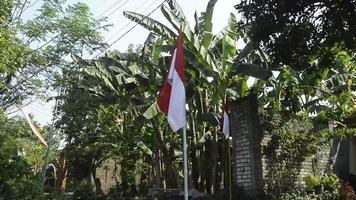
[157,29,185,132]
[221,99,230,138]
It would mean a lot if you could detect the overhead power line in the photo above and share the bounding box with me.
[105,0,131,18]
[5,0,132,93]
[93,0,167,59]
[24,0,41,12]
[27,105,53,118]
[105,0,155,43]
[8,0,164,94]
[97,0,124,17]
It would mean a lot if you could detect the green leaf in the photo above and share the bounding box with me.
[143,101,160,119]
[200,112,220,126]
[237,77,248,97]
[85,66,117,92]
[160,4,218,74]
[203,0,217,33]
[208,13,238,62]
[137,141,153,156]
[232,63,272,80]
[202,31,213,49]
[123,11,176,40]
[201,0,217,48]
[235,41,257,63]
[160,4,194,44]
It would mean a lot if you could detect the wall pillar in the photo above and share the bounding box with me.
[230,94,263,198]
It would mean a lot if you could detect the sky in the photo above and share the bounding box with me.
[11,0,238,125]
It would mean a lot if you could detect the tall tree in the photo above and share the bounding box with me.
[235,0,356,120]
[235,0,356,71]
[234,1,356,198]
[0,0,108,110]
[0,109,49,199]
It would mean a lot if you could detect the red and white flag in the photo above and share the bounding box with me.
[157,29,186,132]
[221,100,230,138]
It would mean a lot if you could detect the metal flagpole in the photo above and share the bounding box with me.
[228,138,232,200]
[183,125,188,200]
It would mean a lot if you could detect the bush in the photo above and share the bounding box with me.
[281,174,356,200]
[72,180,96,200]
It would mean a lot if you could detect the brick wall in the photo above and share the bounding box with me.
[95,159,120,194]
[261,136,331,186]
[297,144,331,185]
[230,94,332,196]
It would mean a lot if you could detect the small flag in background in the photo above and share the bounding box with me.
[157,29,186,132]
[221,99,230,138]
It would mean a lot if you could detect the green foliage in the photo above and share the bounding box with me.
[304,173,339,191]
[304,175,319,189]
[72,180,96,200]
[0,0,26,90]
[1,0,108,109]
[0,109,47,199]
[236,0,356,133]
[56,44,158,196]
[261,114,331,199]
[281,174,348,200]
[281,191,342,200]
[260,111,356,199]
[320,174,339,187]
[53,0,356,198]
[235,0,356,71]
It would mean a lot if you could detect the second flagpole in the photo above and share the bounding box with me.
[183,125,188,200]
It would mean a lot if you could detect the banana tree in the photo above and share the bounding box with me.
[123,0,272,194]
[73,34,186,191]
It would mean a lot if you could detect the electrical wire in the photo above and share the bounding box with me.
[29,102,53,112]
[7,0,164,94]
[105,0,131,19]
[27,104,53,118]
[93,0,167,59]
[105,0,157,43]
[97,0,124,17]
[23,0,41,13]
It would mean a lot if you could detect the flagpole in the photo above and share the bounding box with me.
[228,138,232,200]
[183,125,188,200]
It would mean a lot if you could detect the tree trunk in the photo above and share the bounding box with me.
[153,121,162,188]
[56,149,68,192]
[210,132,218,193]
[190,113,201,191]
[151,119,178,188]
